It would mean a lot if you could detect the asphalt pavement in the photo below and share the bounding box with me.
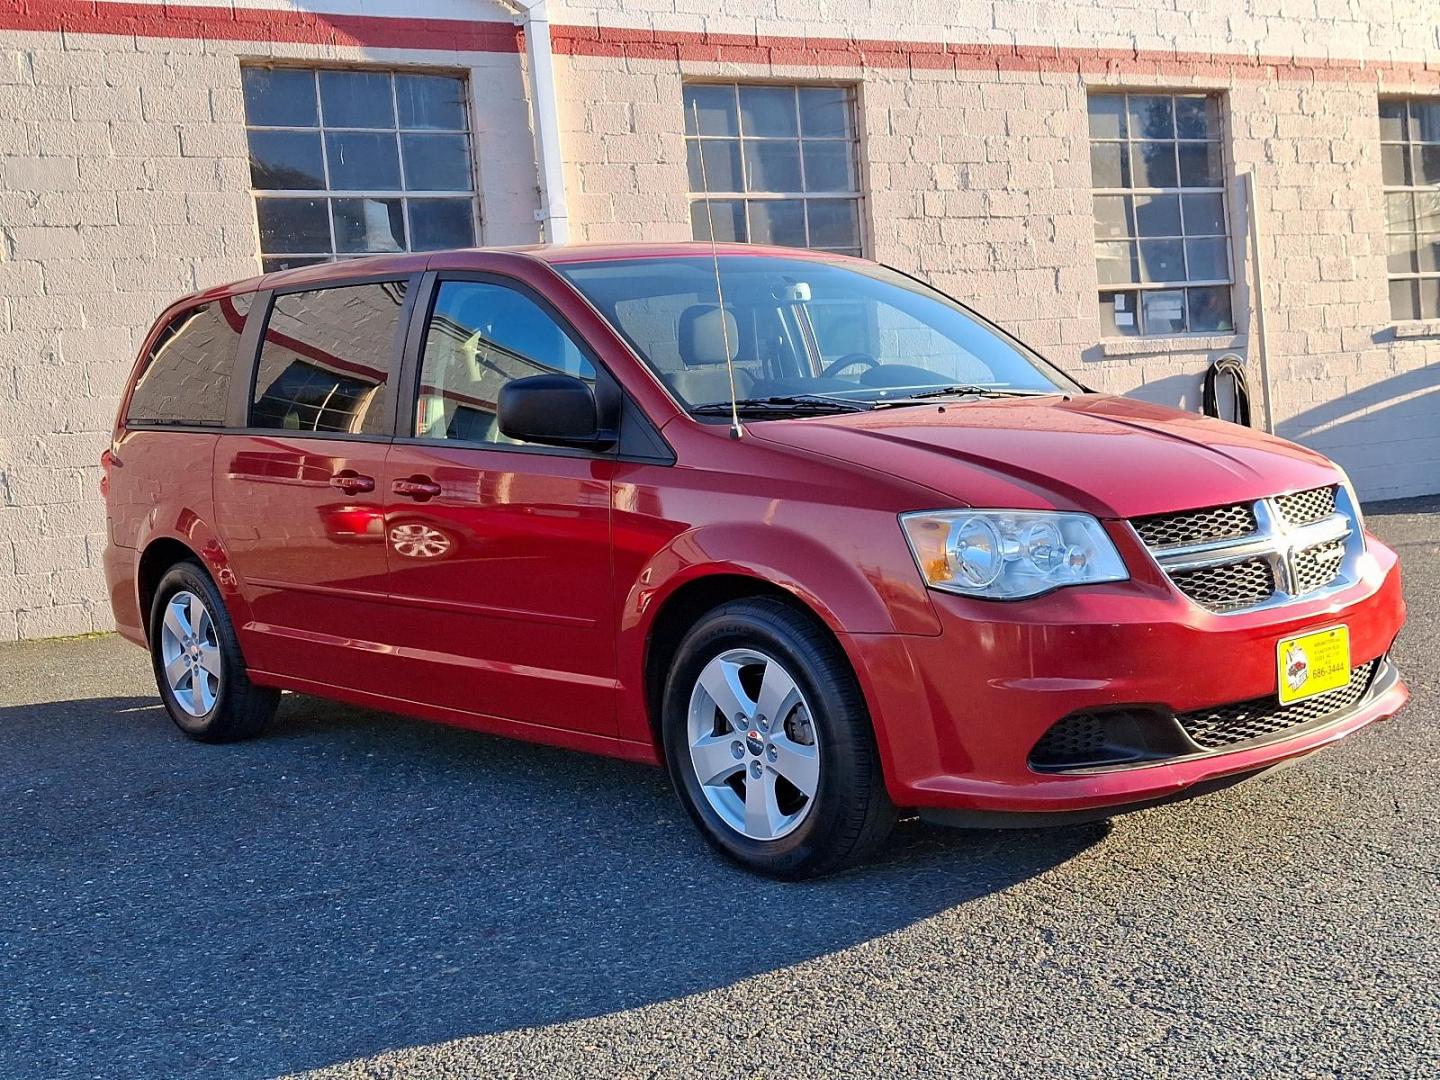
[2,497,1437,1080]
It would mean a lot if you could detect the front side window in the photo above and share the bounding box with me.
[1381,97,1440,321]
[1088,92,1233,337]
[127,296,251,427]
[415,281,595,446]
[557,255,1076,410]
[241,67,479,273]
[250,282,408,434]
[684,83,863,256]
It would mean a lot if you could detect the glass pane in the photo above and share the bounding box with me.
[395,74,466,130]
[1092,194,1132,239]
[1133,142,1178,187]
[252,282,407,435]
[1178,141,1223,187]
[1128,95,1174,139]
[799,86,851,138]
[1418,145,1440,186]
[749,199,806,246]
[1413,99,1440,143]
[686,138,742,192]
[739,85,798,137]
[1387,232,1418,274]
[1095,241,1138,285]
[1381,143,1412,186]
[332,197,405,253]
[1133,193,1182,237]
[1389,277,1420,322]
[1087,95,1127,140]
[1174,96,1219,140]
[802,141,856,192]
[248,130,324,190]
[1378,99,1409,142]
[744,141,802,191]
[261,256,327,274]
[417,281,594,444]
[1089,142,1130,188]
[242,68,317,128]
[1418,191,1440,232]
[806,199,861,249]
[1182,192,1226,235]
[1186,286,1233,333]
[256,197,329,254]
[1386,192,1415,233]
[401,133,471,190]
[683,84,738,136]
[1423,277,1440,320]
[1138,238,1184,282]
[409,199,475,251]
[690,198,747,242]
[319,70,395,128]
[1141,288,1187,334]
[1420,235,1440,273]
[326,131,402,190]
[1185,237,1229,281]
[126,303,243,426]
[1099,290,1139,336]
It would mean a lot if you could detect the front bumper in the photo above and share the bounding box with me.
[844,534,1408,817]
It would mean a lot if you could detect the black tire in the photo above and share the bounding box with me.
[661,597,897,879]
[148,560,279,743]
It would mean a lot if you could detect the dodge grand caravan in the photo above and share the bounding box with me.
[104,244,1408,878]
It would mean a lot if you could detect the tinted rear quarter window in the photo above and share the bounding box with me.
[250,281,408,434]
[126,296,251,426]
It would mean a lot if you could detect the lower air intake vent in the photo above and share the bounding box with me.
[1177,660,1378,750]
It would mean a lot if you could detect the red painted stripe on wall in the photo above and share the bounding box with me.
[0,0,1435,85]
[0,0,521,51]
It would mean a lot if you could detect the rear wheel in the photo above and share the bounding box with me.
[149,561,278,743]
[662,597,897,879]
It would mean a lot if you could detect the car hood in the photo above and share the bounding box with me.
[749,393,1343,519]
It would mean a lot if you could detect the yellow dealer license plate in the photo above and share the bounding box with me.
[1276,625,1350,705]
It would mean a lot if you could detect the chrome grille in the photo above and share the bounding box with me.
[1131,485,1360,614]
[1177,660,1378,749]
[1133,503,1256,548]
[1274,485,1337,527]
[1169,559,1275,612]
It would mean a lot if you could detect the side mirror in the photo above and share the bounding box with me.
[497,374,618,451]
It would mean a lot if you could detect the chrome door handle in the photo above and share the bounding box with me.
[329,470,375,494]
[392,476,442,500]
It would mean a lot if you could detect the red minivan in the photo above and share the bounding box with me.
[104,244,1408,877]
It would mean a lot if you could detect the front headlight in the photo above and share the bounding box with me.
[899,509,1128,599]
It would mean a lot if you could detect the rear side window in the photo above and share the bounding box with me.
[126,296,251,427]
[250,281,408,435]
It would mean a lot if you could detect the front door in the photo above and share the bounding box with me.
[380,277,617,734]
[214,279,410,691]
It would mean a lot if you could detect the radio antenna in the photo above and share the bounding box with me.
[692,100,743,439]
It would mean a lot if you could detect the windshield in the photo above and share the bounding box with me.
[555,255,1079,412]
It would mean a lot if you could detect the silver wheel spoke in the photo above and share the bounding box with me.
[196,642,222,678]
[769,734,820,798]
[744,768,784,838]
[196,671,216,712]
[163,600,190,641]
[164,653,190,688]
[697,658,751,724]
[754,660,801,730]
[691,733,742,786]
[187,593,206,641]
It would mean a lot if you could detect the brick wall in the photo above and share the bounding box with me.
[0,15,541,640]
[2,0,1438,640]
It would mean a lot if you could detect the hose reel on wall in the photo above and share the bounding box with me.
[1202,352,1252,427]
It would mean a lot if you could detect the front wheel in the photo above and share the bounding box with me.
[149,560,279,743]
[662,598,897,879]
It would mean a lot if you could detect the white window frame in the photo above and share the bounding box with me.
[1381,96,1440,323]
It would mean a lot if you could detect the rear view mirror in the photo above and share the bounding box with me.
[497,374,617,450]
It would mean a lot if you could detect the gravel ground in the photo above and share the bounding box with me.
[2,497,1437,1080]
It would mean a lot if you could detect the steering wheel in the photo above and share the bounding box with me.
[820,352,879,379]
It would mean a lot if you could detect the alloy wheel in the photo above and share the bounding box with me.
[686,648,820,840]
[158,590,222,716]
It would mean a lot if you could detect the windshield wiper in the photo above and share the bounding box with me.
[871,384,1056,407]
[690,395,872,417]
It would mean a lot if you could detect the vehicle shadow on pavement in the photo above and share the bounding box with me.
[1,692,1105,1080]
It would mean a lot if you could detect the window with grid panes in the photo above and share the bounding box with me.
[1088,92,1234,337]
[1381,97,1440,321]
[241,67,479,273]
[684,83,864,256]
